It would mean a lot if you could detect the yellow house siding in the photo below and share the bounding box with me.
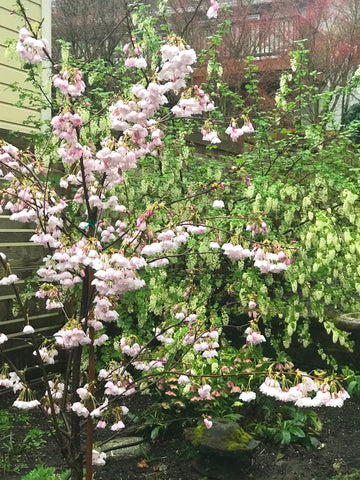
[0,0,50,141]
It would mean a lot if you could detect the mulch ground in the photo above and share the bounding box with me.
[1,392,360,480]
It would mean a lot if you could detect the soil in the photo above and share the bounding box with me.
[1,392,360,480]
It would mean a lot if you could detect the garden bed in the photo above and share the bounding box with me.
[1,391,360,480]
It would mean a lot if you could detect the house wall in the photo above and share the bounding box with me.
[0,2,59,371]
[0,0,51,143]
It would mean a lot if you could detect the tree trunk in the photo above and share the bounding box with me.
[70,457,84,480]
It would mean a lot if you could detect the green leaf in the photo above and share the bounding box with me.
[281,430,292,444]
[150,425,161,440]
[289,426,306,438]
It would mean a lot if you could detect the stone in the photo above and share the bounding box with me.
[335,313,360,332]
[185,419,259,479]
[100,436,148,461]
[185,419,259,458]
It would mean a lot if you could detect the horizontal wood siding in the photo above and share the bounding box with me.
[0,0,50,140]
[0,215,63,370]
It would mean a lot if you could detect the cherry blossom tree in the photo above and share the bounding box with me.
[0,1,353,480]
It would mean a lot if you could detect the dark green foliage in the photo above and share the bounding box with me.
[343,102,360,144]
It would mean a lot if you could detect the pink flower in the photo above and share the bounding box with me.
[242,121,254,134]
[52,69,85,97]
[0,333,8,344]
[204,417,213,429]
[23,325,35,334]
[13,399,40,410]
[0,274,18,285]
[97,420,106,429]
[71,402,89,418]
[207,0,219,18]
[239,391,256,402]
[16,28,48,64]
[248,300,257,310]
[111,420,125,431]
[178,375,190,384]
[92,449,106,466]
[198,384,211,399]
[165,390,176,396]
[245,328,266,345]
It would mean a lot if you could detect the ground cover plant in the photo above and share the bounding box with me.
[0,0,359,479]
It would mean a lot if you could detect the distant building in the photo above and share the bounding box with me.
[0,0,51,145]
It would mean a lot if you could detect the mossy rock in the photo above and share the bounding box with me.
[335,313,360,332]
[185,419,259,458]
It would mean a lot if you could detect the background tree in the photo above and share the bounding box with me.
[52,0,134,63]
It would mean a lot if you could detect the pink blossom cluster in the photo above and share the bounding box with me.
[158,42,197,90]
[91,398,109,419]
[212,200,225,208]
[33,346,59,365]
[245,327,266,345]
[259,375,350,407]
[183,327,196,345]
[141,229,189,256]
[58,143,92,164]
[201,125,221,144]
[207,0,219,19]
[23,325,35,334]
[118,336,167,371]
[16,28,47,64]
[193,330,220,358]
[51,111,82,143]
[54,326,91,349]
[178,375,190,384]
[71,401,89,417]
[119,337,141,357]
[225,121,254,142]
[105,37,215,186]
[13,398,40,410]
[0,377,11,388]
[154,327,175,344]
[8,372,23,393]
[52,69,85,97]
[111,420,125,431]
[204,416,213,429]
[172,86,214,117]
[198,384,212,399]
[36,237,147,297]
[246,221,267,236]
[184,223,207,234]
[253,247,289,274]
[104,370,136,397]
[47,380,65,400]
[221,243,253,260]
[248,299,259,319]
[92,449,106,466]
[110,84,167,131]
[92,262,145,296]
[94,296,119,323]
[239,391,256,402]
[123,44,147,69]
[1,178,67,232]
[0,143,27,176]
[96,144,137,173]
[221,243,289,274]
[132,357,166,372]
[0,274,19,285]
